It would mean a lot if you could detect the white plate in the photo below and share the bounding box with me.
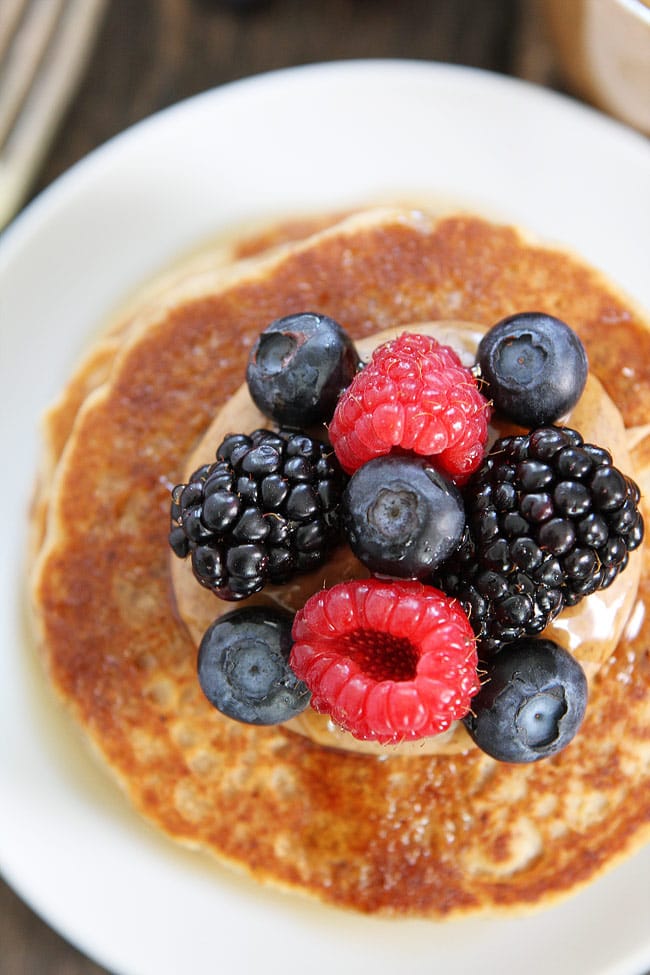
[1,61,649,975]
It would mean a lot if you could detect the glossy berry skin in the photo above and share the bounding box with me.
[437,426,644,654]
[464,638,588,762]
[169,428,347,600]
[341,455,465,578]
[478,312,588,427]
[246,312,360,427]
[329,332,490,483]
[197,607,310,724]
[290,578,479,744]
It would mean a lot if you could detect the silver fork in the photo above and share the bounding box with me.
[0,0,107,231]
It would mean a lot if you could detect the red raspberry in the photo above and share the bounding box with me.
[328,332,490,483]
[290,578,479,744]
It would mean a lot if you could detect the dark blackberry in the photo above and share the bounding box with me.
[436,426,644,653]
[169,429,347,599]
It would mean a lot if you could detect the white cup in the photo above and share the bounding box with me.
[543,0,650,134]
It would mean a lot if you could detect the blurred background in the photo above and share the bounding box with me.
[2,0,648,235]
[1,0,648,971]
[30,0,537,198]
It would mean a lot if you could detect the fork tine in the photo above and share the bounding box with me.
[0,0,30,62]
[0,0,107,229]
[0,0,68,148]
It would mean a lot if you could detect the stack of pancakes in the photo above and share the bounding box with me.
[31,207,650,917]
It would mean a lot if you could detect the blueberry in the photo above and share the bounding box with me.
[478,313,588,426]
[341,455,465,578]
[246,312,360,427]
[464,638,587,762]
[197,607,310,724]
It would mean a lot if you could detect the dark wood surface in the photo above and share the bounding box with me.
[0,1,596,973]
[30,0,559,198]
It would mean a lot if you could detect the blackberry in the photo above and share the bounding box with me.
[169,429,346,600]
[437,426,644,653]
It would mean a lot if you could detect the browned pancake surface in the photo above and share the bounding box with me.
[30,212,352,552]
[33,212,650,916]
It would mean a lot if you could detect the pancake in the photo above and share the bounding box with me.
[171,318,643,757]
[30,211,351,553]
[31,207,650,917]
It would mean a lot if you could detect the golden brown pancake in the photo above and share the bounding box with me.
[30,211,351,552]
[31,208,650,917]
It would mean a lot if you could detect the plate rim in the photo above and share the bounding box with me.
[1,58,649,975]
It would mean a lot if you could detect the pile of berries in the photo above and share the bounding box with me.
[169,310,643,762]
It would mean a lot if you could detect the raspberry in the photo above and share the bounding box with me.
[328,332,490,483]
[290,578,479,744]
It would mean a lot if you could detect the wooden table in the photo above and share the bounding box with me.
[0,1,614,972]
